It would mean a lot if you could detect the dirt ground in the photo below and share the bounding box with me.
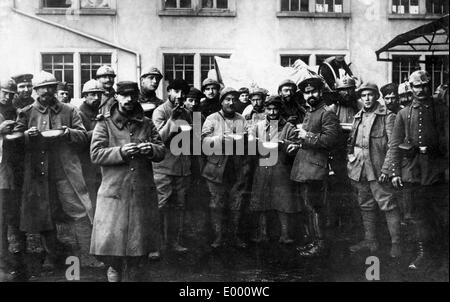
[2,205,446,283]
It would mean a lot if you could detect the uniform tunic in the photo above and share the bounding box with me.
[249,118,300,213]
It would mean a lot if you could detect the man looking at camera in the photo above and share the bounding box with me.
[90,81,165,282]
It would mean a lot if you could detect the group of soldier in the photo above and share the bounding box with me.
[0,61,448,282]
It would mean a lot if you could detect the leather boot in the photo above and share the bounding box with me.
[408,241,429,270]
[231,211,247,249]
[73,217,104,268]
[210,210,224,249]
[160,210,169,251]
[172,210,188,253]
[251,213,268,243]
[349,210,378,253]
[41,231,58,272]
[278,212,293,244]
[299,212,328,257]
[297,212,315,252]
[385,209,402,258]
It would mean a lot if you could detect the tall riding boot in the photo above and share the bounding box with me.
[409,220,430,270]
[385,209,402,258]
[210,210,224,249]
[73,217,104,267]
[297,212,315,252]
[298,212,327,257]
[231,210,247,248]
[349,210,378,253]
[172,210,188,253]
[278,212,293,244]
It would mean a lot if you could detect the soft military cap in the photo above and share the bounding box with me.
[12,74,33,85]
[116,81,139,95]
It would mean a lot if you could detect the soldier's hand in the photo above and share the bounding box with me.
[0,120,16,134]
[294,127,307,139]
[61,126,70,139]
[27,126,40,137]
[171,106,183,120]
[378,173,388,183]
[138,142,153,155]
[391,176,403,189]
[121,143,140,157]
[287,144,300,154]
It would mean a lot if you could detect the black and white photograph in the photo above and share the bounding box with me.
[0,0,448,285]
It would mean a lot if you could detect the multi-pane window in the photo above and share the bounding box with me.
[315,0,343,13]
[426,0,449,14]
[280,55,310,67]
[164,0,192,8]
[164,54,195,86]
[80,0,110,8]
[43,0,111,8]
[200,54,231,83]
[80,54,112,90]
[426,55,449,92]
[281,0,309,12]
[42,0,72,8]
[42,54,74,97]
[391,0,420,14]
[392,55,421,84]
[202,0,228,9]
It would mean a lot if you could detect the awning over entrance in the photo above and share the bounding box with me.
[376,14,449,62]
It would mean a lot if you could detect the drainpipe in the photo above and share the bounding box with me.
[11,0,141,81]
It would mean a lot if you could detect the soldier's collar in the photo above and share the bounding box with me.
[110,103,144,130]
[308,101,325,112]
[34,98,62,114]
[412,99,432,109]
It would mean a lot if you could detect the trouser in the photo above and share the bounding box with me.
[402,182,448,242]
[298,181,327,241]
[154,174,189,210]
[351,180,396,212]
[0,190,8,260]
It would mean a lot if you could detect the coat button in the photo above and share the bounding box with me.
[130,133,133,136]
[41,172,45,176]
[131,168,135,171]
[41,162,44,165]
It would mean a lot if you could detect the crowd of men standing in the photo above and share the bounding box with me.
[0,61,448,282]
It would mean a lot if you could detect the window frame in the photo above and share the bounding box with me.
[277,0,351,18]
[278,50,351,67]
[37,0,117,15]
[388,0,446,20]
[38,49,117,100]
[159,0,236,17]
[159,48,233,98]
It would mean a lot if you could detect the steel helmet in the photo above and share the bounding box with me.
[33,71,59,89]
[82,79,105,95]
[96,65,116,78]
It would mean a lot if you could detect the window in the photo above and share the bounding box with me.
[160,0,235,16]
[391,0,420,14]
[42,54,74,97]
[39,0,115,14]
[277,0,350,18]
[202,0,228,9]
[281,0,309,11]
[164,54,195,86]
[426,55,449,92]
[80,54,112,91]
[392,55,421,84]
[164,0,192,8]
[200,54,230,83]
[280,55,310,67]
[426,0,449,14]
[315,0,343,13]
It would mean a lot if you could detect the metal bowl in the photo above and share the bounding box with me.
[141,103,156,112]
[340,123,353,131]
[4,132,24,140]
[261,142,279,150]
[226,133,244,141]
[179,125,192,132]
[41,129,64,138]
